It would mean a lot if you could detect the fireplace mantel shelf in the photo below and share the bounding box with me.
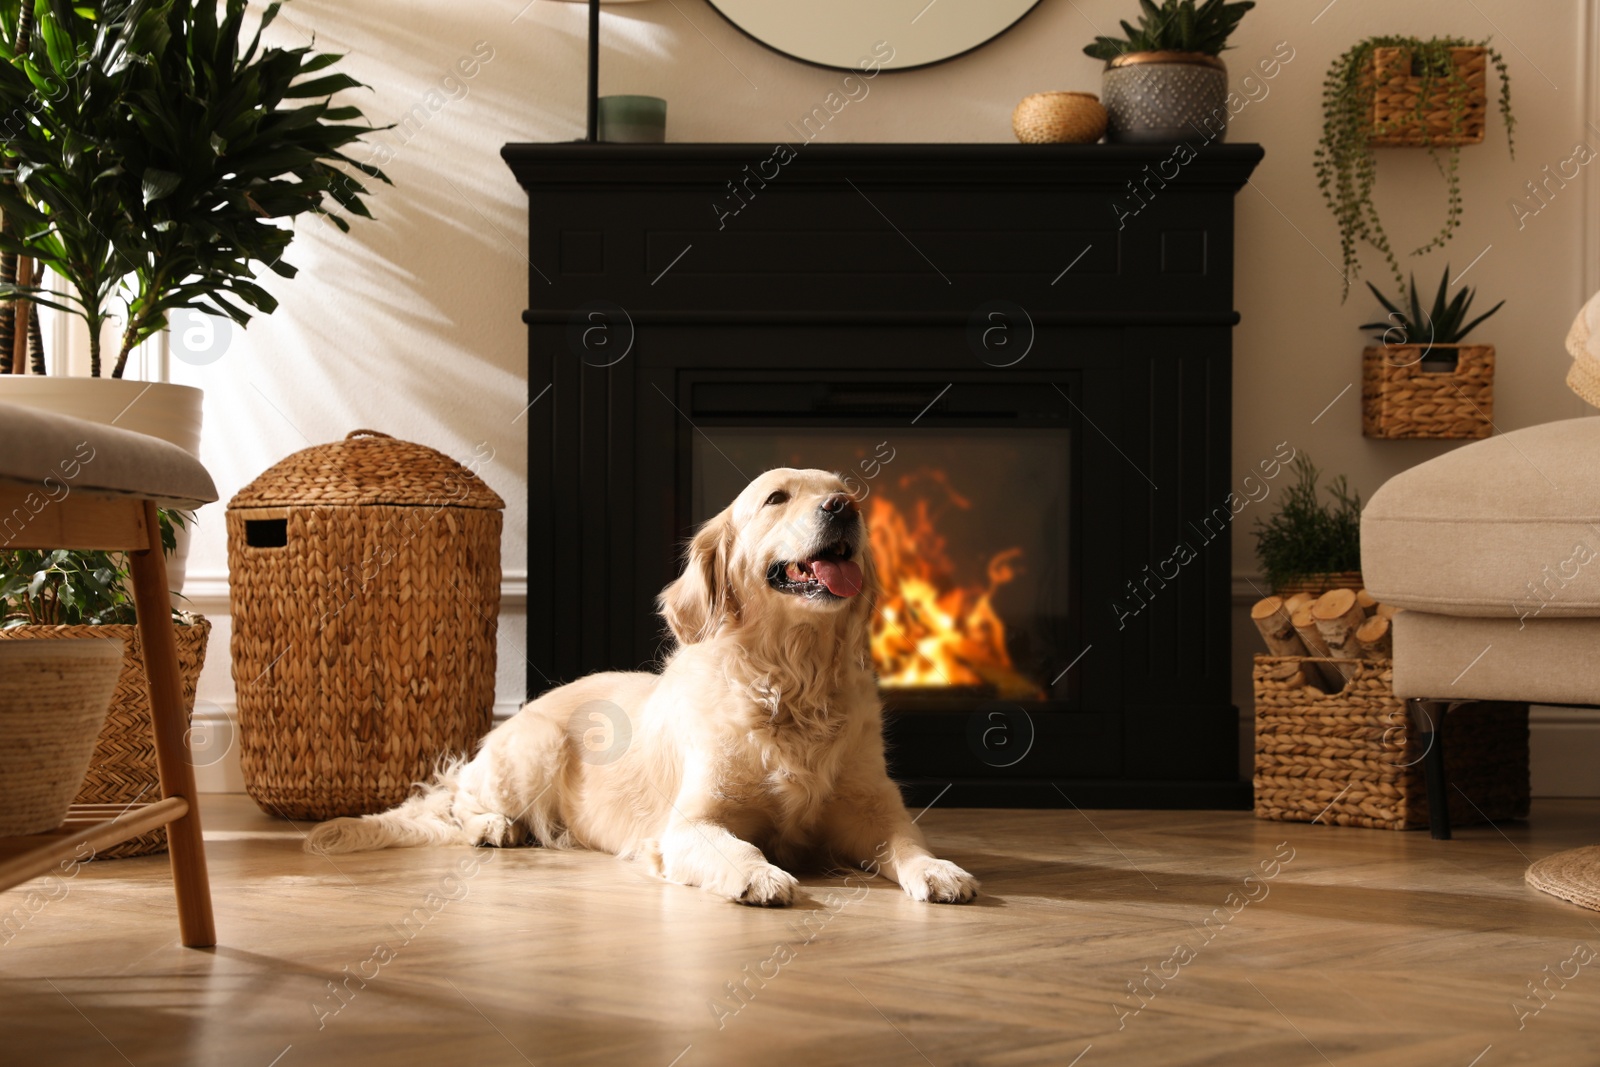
[502,141,1265,186]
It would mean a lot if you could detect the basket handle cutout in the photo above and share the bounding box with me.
[245,518,288,549]
[346,429,393,440]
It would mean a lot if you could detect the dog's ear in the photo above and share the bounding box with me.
[659,508,738,645]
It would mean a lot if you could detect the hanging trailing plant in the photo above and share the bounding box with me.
[1315,36,1513,301]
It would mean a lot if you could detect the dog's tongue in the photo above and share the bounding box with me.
[810,556,863,597]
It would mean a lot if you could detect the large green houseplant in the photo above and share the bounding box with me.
[0,0,388,377]
[0,0,387,588]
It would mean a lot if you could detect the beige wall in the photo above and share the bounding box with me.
[162,0,1596,792]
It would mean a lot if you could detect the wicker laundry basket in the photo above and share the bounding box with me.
[1253,655,1528,830]
[227,430,503,820]
[0,616,210,856]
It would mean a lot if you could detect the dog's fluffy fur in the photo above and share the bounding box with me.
[305,468,978,906]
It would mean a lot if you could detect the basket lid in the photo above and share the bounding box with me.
[228,430,505,510]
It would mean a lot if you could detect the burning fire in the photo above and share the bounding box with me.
[867,471,1043,699]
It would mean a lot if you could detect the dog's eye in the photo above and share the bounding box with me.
[764,490,789,507]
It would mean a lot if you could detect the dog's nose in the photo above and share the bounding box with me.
[820,493,857,516]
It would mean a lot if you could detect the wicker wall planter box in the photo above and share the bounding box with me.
[1253,655,1528,830]
[0,616,210,856]
[227,431,503,820]
[1362,344,1494,439]
[1367,46,1487,147]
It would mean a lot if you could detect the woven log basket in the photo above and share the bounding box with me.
[0,616,210,857]
[1363,344,1494,440]
[228,430,503,820]
[1253,655,1528,831]
[1368,46,1488,147]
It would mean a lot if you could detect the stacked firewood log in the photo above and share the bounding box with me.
[1250,589,1402,691]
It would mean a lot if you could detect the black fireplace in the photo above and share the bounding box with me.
[503,143,1262,807]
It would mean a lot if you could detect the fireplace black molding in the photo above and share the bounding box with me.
[502,142,1264,809]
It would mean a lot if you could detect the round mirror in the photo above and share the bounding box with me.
[705,0,1043,72]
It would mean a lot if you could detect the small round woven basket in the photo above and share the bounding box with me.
[1012,92,1107,144]
[0,616,210,857]
[228,430,504,820]
[0,638,124,836]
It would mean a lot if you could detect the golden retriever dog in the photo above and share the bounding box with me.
[306,468,979,906]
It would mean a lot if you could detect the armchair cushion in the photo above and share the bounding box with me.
[0,400,216,510]
[1362,416,1600,619]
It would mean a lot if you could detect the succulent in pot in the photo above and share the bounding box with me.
[1083,0,1254,144]
[1359,265,1503,440]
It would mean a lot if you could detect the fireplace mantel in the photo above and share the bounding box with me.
[503,142,1263,808]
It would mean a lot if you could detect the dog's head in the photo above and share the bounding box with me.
[659,468,876,645]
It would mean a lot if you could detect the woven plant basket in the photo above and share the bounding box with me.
[1253,655,1529,830]
[1012,92,1108,144]
[1363,344,1494,439]
[1271,571,1364,597]
[0,616,211,857]
[228,430,503,820]
[0,638,123,836]
[1368,46,1487,147]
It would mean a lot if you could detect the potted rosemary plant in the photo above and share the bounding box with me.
[0,0,387,588]
[1083,0,1255,143]
[1316,36,1514,300]
[1360,265,1503,439]
[1253,457,1363,597]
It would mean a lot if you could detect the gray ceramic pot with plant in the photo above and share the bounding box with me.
[1085,0,1253,143]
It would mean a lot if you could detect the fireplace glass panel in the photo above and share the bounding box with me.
[691,429,1070,703]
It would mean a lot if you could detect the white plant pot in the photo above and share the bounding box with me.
[0,376,203,593]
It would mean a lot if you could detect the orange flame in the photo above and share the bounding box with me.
[867,472,1043,699]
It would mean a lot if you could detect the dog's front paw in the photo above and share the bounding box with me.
[464,812,522,848]
[736,864,799,907]
[900,858,979,904]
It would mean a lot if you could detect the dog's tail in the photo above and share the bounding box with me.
[305,756,471,855]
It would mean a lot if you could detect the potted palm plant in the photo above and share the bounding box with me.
[1360,265,1504,439]
[0,0,386,578]
[1083,0,1255,143]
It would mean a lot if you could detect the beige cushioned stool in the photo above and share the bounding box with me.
[1362,416,1600,838]
[0,400,218,946]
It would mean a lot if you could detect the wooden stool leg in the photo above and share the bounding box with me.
[129,500,216,948]
[1405,698,1452,841]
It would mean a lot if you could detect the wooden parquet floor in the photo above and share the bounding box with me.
[1,796,1597,1066]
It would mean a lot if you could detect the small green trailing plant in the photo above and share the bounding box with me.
[1253,458,1362,593]
[1082,0,1254,61]
[1360,265,1504,350]
[1316,36,1514,301]
[0,510,186,627]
